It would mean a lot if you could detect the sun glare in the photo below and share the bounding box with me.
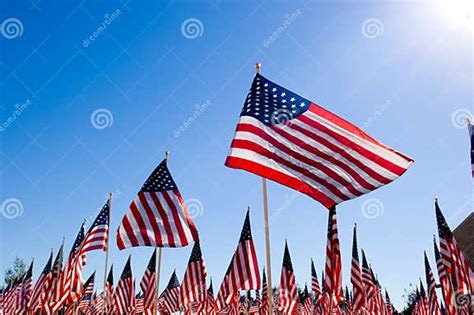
[438,0,473,27]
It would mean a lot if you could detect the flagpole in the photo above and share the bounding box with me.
[103,192,112,315]
[257,61,274,315]
[154,151,168,315]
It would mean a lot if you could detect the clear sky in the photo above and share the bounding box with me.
[1,0,472,310]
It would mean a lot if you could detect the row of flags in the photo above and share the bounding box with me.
[411,200,474,315]
[2,69,472,315]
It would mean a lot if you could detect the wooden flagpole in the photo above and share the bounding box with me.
[102,192,112,314]
[154,151,168,315]
[257,62,274,315]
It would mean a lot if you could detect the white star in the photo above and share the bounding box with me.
[281,92,286,97]
[282,99,287,103]
[272,88,277,92]
[290,97,295,102]
[300,102,305,107]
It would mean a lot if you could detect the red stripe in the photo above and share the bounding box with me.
[129,200,152,246]
[148,191,175,247]
[175,191,199,242]
[161,191,185,247]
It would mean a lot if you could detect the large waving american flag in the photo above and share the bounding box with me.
[117,159,199,249]
[225,73,413,209]
[277,242,299,315]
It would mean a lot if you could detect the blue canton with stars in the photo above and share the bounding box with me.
[241,74,311,126]
[140,159,177,192]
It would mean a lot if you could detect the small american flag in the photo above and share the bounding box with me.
[226,73,413,209]
[424,252,442,315]
[217,210,260,306]
[350,224,366,313]
[433,238,456,314]
[216,260,233,311]
[277,242,298,314]
[78,272,95,311]
[301,285,313,315]
[435,200,473,308]
[81,197,110,253]
[135,292,144,314]
[140,249,156,315]
[19,260,33,312]
[158,271,181,313]
[114,256,134,315]
[29,251,52,312]
[361,249,375,302]
[42,244,63,314]
[117,159,199,249]
[324,207,343,307]
[180,241,207,310]
[104,265,114,314]
[260,268,268,315]
[385,290,394,315]
[311,259,321,302]
[206,279,216,314]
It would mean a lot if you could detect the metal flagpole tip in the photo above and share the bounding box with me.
[255,62,261,74]
[434,196,439,202]
[165,150,170,161]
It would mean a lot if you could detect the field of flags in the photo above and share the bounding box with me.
[1,66,473,315]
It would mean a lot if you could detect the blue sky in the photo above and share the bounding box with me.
[0,0,472,310]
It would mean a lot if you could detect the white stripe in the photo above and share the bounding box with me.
[142,192,170,245]
[155,192,183,246]
[135,198,162,246]
[125,202,147,245]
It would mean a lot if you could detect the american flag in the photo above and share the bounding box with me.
[361,249,375,302]
[29,251,52,312]
[91,292,104,314]
[433,237,457,315]
[324,207,343,307]
[135,292,144,314]
[311,259,321,302]
[81,197,110,253]
[218,210,260,305]
[385,290,394,315]
[104,265,114,314]
[469,122,473,177]
[350,224,366,313]
[158,271,180,313]
[42,244,63,314]
[180,241,207,310]
[216,259,234,311]
[140,249,156,315]
[206,279,216,314]
[301,285,313,315]
[419,280,430,315]
[117,159,199,249]
[260,267,268,315]
[52,222,87,312]
[435,200,473,297]
[78,272,95,311]
[3,278,20,314]
[17,260,33,312]
[114,256,135,315]
[277,242,298,314]
[424,252,442,315]
[225,73,413,209]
